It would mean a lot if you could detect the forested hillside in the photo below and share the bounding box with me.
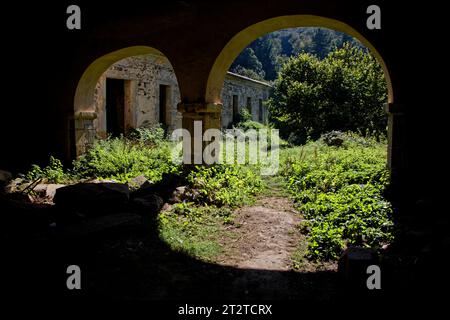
[230,27,363,81]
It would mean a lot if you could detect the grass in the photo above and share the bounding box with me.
[259,175,290,198]
[157,205,236,262]
[21,127,392,264]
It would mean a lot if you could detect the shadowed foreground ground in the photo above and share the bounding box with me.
[3,212,341,302]
[1,189,447,308]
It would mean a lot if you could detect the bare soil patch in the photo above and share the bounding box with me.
[218,197,302,271]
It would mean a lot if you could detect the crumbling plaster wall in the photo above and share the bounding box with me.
[220,73,271,128]
[94,54,182,137]
[93,55,271,137]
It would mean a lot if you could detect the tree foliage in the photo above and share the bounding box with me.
[230,27,363,81]
[268,43,388,144]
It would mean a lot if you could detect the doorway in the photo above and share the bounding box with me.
[106,78,126,137]
[159,84,171,126]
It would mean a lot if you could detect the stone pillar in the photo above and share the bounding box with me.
[177,102,222,165]
[386,103,407,197]
[74,111,97,156]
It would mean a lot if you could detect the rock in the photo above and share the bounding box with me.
[128,175,151,191]
[161,202,172,212]
[33,184,66,201]
[4,178,27,193]
[132,172,187,201]
[89,179,118,184]
[130,194,164,215]
[0,170,12,183]
[338,246,378,289]
[168,186,187,203]
[3,192,34,204]
[322,131,345,147]
[57,212,141,238]
[53,182,130,217]
[184,188,200,201]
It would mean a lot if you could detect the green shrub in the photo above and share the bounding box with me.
[302,184,393,260]
[283,138,388,193]
[280,134,394,260]
[268,43,388,144]
[308,222,345,260]
[237,107,252,123]
[25,156,70,183]
[127,124,165,145]
[72,137,180,183]
[186,164,264,207]
[235,120,266,131]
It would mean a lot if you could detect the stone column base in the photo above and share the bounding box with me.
[177,102,222,165]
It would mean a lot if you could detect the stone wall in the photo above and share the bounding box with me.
[93,54,271,137]
[220,72,271,128]
[94,54,182,137]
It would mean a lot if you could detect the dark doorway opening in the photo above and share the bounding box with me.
[259,99,263,122]
[106,78,125,137]
[232,95,239,123]
[246,97,252,120]
[159,84,170,125]
[246,97,252,112]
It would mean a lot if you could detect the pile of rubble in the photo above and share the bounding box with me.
[0,169,188,239]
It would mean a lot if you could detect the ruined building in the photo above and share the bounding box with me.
[91,54,271,143]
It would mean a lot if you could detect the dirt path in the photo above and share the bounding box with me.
[218,196,302,271]
[214,194,338,300]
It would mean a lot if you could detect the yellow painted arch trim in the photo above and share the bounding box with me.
[206,15,393,104]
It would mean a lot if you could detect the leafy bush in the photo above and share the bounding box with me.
[237,107,252,123]
[308,222,345,260]
[127,124,166,145]
[302,184,393,260]
[25,156,70,183]
[235,120,266,131]
[268,43,388,144]
[72,137,180,183]
[186,164,264,207]
[281,134,393,260]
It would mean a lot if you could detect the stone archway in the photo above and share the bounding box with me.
[73,46,180,155]
[204,15,398,173]
[206,15,393,104]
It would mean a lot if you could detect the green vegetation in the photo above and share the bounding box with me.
[26,156,70,184]
[280,132,393,261]
[158,164,263,260]
[23,128,392,263]
[71,137,179,183]
[126,123,166,144]
[268,43,388,144]
[25,126,178,184]
[185,165,264,207]
[23,36,392,265]
[23,128,264,262]
[158,204,235,261]
[231,27,363,81]
[236,107,252,123]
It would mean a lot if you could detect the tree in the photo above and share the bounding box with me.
[231,65,265,81]
[230,27,364,82]
[268,43,388,144]
[231,48,265,79]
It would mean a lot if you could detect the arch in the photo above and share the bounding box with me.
[74,46,174,114]
[206,15,394,104]
[73,46,180,155]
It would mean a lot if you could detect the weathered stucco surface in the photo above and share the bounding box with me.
[220,72,271,128]
[93,54,272,137]
[94,54,182,137]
